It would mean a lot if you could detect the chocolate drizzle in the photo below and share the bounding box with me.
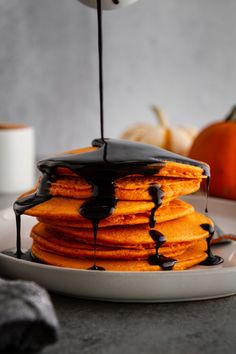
[13,172,52,259]
[205,176,210,213]
[87,221,105,271]
[3,249,43,263]
[97,0,104,140]
[200,224,223,266]
[148,230,176,270]
[15,214,22,258]
[147,185,176,270]
[10,0,221,272]
[148,185,164,228]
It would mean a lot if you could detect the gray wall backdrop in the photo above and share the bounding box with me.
[0,0,236,155]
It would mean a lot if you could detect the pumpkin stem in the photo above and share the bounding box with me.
[225,105,236,122]
[151,106,169,127]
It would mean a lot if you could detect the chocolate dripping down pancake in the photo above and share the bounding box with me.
[12,138,223,271]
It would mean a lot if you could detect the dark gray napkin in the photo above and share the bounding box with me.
[0,279,59,353]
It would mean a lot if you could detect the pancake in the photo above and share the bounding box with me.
[30,211,210,271]
[31,228,198,260]
[50,176,202,201]
[38,211,211,249]
[31,240,207,271]
[25,198,193,227]
[55,146,207,179]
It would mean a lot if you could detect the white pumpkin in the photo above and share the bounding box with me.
[120,106,198,156]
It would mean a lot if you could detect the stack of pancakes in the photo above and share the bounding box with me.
[21,146,212,271]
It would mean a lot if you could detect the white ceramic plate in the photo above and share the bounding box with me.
[0,196,236,302]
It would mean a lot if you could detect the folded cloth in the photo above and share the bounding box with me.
[0,279,59,353]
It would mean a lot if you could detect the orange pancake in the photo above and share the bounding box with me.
[39,211,211,249]
[31,226,198,259]
[31,240,207,271]
[25,198,194,228]
[54,146,207,179]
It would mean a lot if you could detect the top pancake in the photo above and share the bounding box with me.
[22,146,205,206]
[53,146,207,179]
[44,145,206,203]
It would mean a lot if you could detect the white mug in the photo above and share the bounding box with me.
[0,124,35,194]
[78,0,139,10]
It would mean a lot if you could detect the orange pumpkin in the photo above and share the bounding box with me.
[189,106,236,200]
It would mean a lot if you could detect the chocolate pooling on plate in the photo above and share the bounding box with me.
[12,0,221,270]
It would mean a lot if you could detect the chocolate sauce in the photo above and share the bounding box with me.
[200,224,223,266]
[87,221,105,271]
[3,249,43,263]
[15,214,22,258]
[13,173,52,258]
[205,176,210,213]
[97,0,104,140]
[147,186,176,270]
[148,185,164,228]
[148,230,176,270]
[10,0,219,272]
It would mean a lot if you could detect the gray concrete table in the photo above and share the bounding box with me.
[1,194,236,354]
